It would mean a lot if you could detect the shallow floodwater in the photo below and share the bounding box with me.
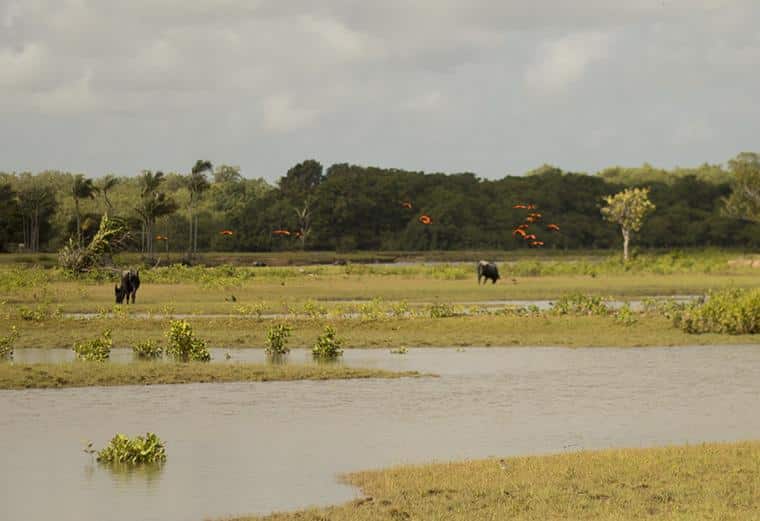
[2,345,760,521]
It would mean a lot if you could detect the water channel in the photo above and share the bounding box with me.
[2,345,759,521]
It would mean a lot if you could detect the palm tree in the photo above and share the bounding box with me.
[135,171,177,256]
[187,160,212,255]
[97,174,119,214]
[71,174,98,247]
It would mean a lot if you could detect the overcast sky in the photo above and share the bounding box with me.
[1,0,758,181]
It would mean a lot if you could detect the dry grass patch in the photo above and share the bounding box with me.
[233,441,760,521]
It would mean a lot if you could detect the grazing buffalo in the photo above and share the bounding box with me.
[477,260,500,285]
[115,269,140,304]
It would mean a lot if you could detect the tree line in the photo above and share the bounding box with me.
[2,153,760,254]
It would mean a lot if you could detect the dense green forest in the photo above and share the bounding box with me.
[2,154,760,254]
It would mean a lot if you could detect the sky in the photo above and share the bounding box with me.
[1,0,758,182]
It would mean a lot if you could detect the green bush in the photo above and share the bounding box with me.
[165,320,210,362]
[312,325,344,360]
[551,294,609,316]
[73,329,112,361]
[96,433,166,465]
[132,340,163,360]
[265,323,292,356]
[677,289,760,334]
[0,326,19,361]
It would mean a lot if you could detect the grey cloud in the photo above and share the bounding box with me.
[0,0,759,179]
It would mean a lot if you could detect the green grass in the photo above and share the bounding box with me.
[231,441,760,521]
[0,362,421,389]
[3,314,755,349]
[3,273,760,316]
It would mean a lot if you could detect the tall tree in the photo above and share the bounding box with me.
[279,159,323,248]
[71,174,98,247]
[601,187,656,261]
[187,160,212,255]
[96,174,119,214]
[17,182,56,253]
[135,171,177,256]
[723,152,760,222]
[0,183,20,251]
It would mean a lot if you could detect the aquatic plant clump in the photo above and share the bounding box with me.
[132,340,163,360]
[73,329,112,361]
[0,327,19,361]
[265,323,292,356]
[96,432,166,465]
[312,325,344,360]
[165,320,210,362]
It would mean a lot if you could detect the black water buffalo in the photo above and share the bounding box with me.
[477,260,500,285]
[115,269,140,304]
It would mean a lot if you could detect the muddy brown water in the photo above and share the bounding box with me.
[2,345,760,521]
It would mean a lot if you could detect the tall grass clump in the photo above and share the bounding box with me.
[165,320,210,362]
[677,288,760,334]
[0,326,19,361]
[73,329,112,361]
[132,340,163,360]
[312,325,344,360]
[551,293,609,316]
[265,323,292,357]
[96,432,166,465]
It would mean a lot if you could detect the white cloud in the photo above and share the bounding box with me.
[261,94,319,133]
[35,70,100,114]
[525,31,612,95]
[0,42,49,89]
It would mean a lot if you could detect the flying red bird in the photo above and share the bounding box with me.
[524,234,537,241]
[418,214,432,225]
[513,228,527,238]
[155,235,168,241]
[546,224,560,232]
[272,229,291,236]
[513,204,528,209]
[530,241,544,247]
[220,230,234,236]
[401,201,413,209]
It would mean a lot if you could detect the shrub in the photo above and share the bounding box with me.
[265,323,292,356]
[96,432,166,465]
[614,303,637,326]
[73,329,112,361]
[165,320,210,362]
[312,325,344,360]
[132,340,163,360]
[0,326,19,361]
[428,302,459,318]
[677,289,760,334]
[19,304,62,322]
[551,294,609,316]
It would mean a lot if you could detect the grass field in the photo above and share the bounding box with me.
[231,441,760,521]
[0,362,420,389]
[2,250,759,349]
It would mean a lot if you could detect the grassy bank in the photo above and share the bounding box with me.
[232,441,760,521]
[0,362,420,389]
[2,314,756,349]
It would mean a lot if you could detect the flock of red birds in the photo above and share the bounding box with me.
[154,201,561,246]
[512,204,560,247]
